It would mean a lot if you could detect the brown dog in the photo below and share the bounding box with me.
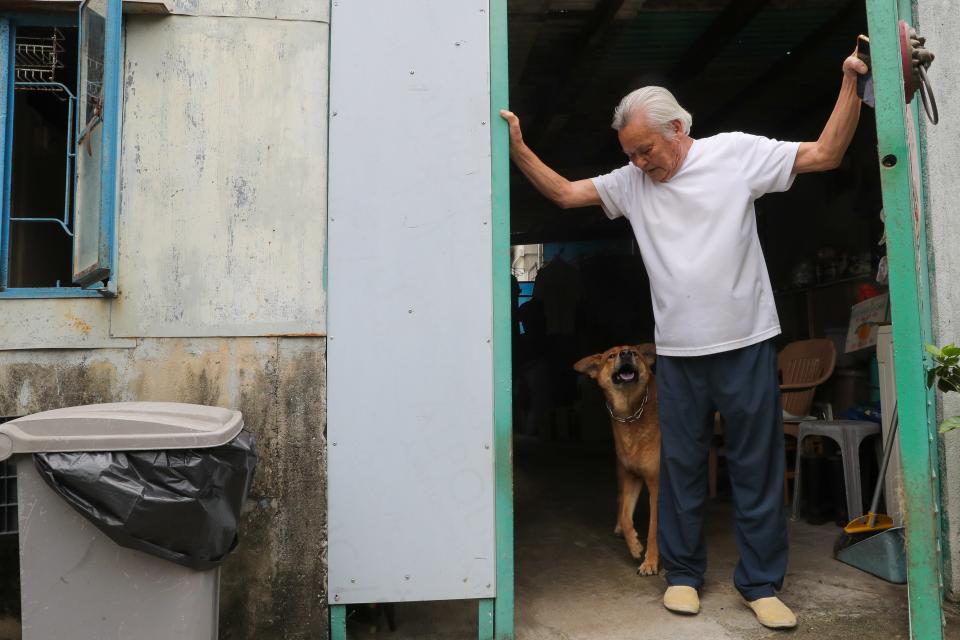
[574,344,660,576]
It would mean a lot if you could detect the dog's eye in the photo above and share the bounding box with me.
[607,354,615,360]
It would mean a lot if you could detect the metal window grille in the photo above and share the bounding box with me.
[0,417,18,537]
[10,28,78,239]
[15,28,65,86]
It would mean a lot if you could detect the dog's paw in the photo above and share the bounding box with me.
[626,532,643,560]
[613,523,623,537]
[636,560,659,576]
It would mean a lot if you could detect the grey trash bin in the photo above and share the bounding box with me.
[0,402,246,640]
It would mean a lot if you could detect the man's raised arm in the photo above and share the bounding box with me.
[500,109,601,209]
[793,52,869,174]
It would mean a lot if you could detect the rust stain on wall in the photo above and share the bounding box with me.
[65,313,93,335]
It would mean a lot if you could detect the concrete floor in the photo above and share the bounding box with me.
[0,438,956,639]
[349,439,960,640]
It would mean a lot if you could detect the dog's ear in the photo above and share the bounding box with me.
[635,343,656,367]
[573,353,603,379]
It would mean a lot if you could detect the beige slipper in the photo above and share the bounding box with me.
[663,585,700,615]
[743,596,797,629]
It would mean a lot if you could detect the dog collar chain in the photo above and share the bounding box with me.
[606,389,649,423]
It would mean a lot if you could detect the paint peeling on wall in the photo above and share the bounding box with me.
[918,0,960,603]
[0,299,136,350]
[168,0,329,23]
[1,8,332,638]
[114,15,328,338]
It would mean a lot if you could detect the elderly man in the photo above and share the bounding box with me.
[500,51,867,629]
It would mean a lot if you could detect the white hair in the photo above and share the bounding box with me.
[611,86,692,137]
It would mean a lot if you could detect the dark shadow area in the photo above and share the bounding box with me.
[9,26,78,288]
[0,416,20,640]
[506,1,898,636]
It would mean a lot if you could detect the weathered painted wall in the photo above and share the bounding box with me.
[0,4,330,639]
[0,338,328,638]
[916,0,960,602]
[114,13,328,337]
[168,0,327,22]
[0,299,135,350]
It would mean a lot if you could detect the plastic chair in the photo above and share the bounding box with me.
[791,420,881,521]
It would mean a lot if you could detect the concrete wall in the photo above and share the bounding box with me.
[0,3,330,638]
[116,13,327,337]
[0,339,328,637]
[916,0,960,603]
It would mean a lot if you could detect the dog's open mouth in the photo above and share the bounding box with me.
[613,365,638,385]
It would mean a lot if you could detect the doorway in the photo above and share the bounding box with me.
[494,1,945,639]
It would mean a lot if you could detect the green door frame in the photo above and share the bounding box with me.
[490,2,514,639]
[865,1,944,638]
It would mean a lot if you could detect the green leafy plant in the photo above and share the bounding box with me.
[925,343,960,433]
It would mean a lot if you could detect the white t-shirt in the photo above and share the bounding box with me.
[591,131,801,357]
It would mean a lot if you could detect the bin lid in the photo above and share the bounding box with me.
[0,402,243,461]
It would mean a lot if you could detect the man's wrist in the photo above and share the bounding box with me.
[511,141,530,159]
[840,72,860,95]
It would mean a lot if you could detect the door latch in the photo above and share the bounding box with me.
[855,21,938,124]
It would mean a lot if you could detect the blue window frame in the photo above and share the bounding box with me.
[0,0,122,299]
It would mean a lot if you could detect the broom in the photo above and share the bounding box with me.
[833,404,904,577]
[845,405,897,535]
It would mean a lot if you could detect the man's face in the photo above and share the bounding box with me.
[618,115,684,183]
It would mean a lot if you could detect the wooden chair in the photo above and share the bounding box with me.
[708,339,836,503]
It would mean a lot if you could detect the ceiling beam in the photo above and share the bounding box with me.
[699,0,861,132]
[526,0,629,147]
[668,0,770,89]
[582,0,768,133]
[511,1,554,92]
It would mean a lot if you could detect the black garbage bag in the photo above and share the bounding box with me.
[33,430,257,571]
